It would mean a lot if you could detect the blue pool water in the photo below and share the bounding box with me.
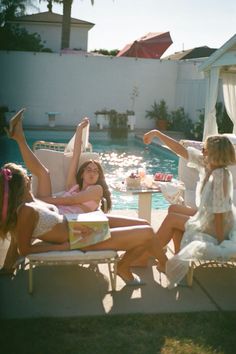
[0,131,179,210]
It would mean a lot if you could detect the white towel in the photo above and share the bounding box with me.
[155,180,185,205]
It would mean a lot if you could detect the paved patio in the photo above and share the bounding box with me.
[1,209,235,319]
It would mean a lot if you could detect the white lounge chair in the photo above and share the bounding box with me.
[25,140,119,293]
[178,138,236,286]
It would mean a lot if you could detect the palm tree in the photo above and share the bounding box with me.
[39,0,94,50]
[39,0,61,13]
[0,0,38,25]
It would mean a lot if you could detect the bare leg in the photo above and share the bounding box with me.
[9,111,52,197]
[117,236,168,280]
[160,204,195,255]
[84,225,155,281]
[85,225,154,251]
[65,118,89,190]
[155,212,189,249]
[108,214,149,227]
[151,212,190,272]
[168,204,196,216]
[107,215,151,267]
[172,229,184,254]
[117,244,148,281]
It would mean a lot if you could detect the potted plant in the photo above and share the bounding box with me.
[95,108,109,129]
[168,106,196,139]
[145,99,169,130]
[108,110,128,138]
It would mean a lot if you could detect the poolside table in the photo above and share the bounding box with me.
[111,179,185,223]
[110,183,161,223]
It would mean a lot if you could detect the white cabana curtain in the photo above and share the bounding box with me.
[203,67,220,141]
[222,73,236,134]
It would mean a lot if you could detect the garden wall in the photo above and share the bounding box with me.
[0,51,205,129]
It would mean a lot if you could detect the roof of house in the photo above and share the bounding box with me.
[8,11,94,28]
[163,46,217,60]
[199,33,236,72]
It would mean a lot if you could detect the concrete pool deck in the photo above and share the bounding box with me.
[1,130,235,318]
[1,208,236,319]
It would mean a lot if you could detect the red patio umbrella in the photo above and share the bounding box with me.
[117,32,173,59]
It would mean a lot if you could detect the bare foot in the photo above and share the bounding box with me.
[117,262,134,282]
[156,261,166,274]
[5,108,25,138]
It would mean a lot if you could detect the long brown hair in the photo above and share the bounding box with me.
[76,160,112,212]
[0,163,27,239]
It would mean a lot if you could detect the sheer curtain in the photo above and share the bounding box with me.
[203,67,220,141]
[222,73,236,134]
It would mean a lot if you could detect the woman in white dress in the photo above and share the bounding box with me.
[144,130,236,288]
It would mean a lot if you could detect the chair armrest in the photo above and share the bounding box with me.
[33,140,67,152]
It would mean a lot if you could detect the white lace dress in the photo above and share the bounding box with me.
[166,147,236,288]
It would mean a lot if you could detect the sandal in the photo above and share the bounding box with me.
[4,108,25,137]
[118,273,146,286]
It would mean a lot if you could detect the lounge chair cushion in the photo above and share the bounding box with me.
[27,250,117,262]
[32,150,100,194]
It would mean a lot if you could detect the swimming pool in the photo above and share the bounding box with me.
[0,131,179,210]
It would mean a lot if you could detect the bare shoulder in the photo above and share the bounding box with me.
[87,184,103,194]
[17,203,36,219]
[15,203,37,235]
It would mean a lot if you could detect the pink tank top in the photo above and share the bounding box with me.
[57,185,99,215]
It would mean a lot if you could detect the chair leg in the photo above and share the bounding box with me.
[112,260,118,291]
[108,260,117,291]
[187,261,194,287]
[29,262,33,294]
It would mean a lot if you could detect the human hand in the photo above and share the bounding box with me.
[143,130,157,145]
[72,224,93,239]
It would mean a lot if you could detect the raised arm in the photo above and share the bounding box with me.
[42,185,103,206]
[65,117,90,190]
[143,129,188,159]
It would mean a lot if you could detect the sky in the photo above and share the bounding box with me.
[36,0,236,56]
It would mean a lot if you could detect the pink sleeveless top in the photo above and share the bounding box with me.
[57,184,99,215]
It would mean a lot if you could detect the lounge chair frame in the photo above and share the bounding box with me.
[27,250,119,294]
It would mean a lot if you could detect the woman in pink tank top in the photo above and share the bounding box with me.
[1,109,165,285]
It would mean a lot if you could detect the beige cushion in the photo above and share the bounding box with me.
[27,250,117,262]
[32,150,100,194]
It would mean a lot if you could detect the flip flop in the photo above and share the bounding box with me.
[118,273,146,286]
[5,108,25,137]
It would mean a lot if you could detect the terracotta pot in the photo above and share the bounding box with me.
[157,119,168,131]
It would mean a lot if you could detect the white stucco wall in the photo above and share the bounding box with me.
[0,51,205,129]
[20,23,89,52]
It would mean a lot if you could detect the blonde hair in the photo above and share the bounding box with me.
[0,163,27,239]
[205,135,236,167]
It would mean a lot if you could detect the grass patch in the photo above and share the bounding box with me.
[1,312,235,354]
